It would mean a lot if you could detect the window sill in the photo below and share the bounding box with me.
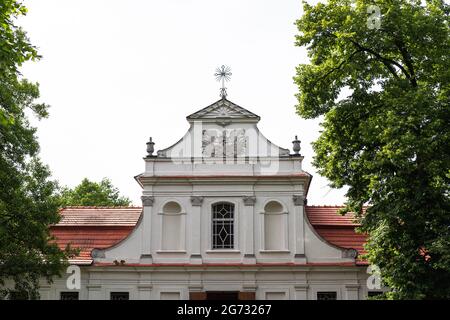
[206,250,241,254]
[156,250,187,254]
[259,250,290,253]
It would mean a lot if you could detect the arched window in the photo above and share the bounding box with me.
[263,201,287,250]
[161,201,183,250]
[212,202,235,249]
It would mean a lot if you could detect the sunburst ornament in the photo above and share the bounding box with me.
[214,65,232,98]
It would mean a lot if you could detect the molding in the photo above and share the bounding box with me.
[138,175,310,187]
[157,212,186,215]
[243,196,256,206]
[137,284,153,290]
[292,195,305,206]
[186,98,260,121]
[259,250,290,254]
[157,250,187,254]
[188,285,204,292]
[86,284,102,290]
[259,211,288,215]
[141,195,155,206]
[294,284,309,290]
[205,250,240,254]
[242,284,258,292]
[190,196,204,206]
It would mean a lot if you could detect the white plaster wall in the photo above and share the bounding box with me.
[31,266,370,300]
[96,178,353,266]
[148,158,302,177]
[304,217,347,262]
[101,219,143,263]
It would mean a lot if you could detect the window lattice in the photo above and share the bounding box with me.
[212,203,234,249]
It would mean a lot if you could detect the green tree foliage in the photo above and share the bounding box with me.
[294,0,449,299]
[0,0,75,299]
[58,178,131,207]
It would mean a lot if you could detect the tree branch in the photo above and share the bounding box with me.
[379,28,418,87]
[313,49,363,86]
[349,39,410,81]
[393,38,418,87]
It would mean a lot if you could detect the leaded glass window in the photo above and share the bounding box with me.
[212,202,234,249]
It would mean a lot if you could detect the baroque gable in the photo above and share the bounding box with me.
[156,98,290,159]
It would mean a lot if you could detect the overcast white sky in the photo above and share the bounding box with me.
[19,0,347,206]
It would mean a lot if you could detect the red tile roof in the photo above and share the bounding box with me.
[50,205,367,265]
[305,206,367,257]
[305,205,359,226]
[313,227,367,254]
[56,207,141,226]
[51,207,142,263]
[51,226,136,262]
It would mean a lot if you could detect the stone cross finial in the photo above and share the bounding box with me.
[214,65,232,98]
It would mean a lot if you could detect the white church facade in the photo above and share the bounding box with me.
[39,97,373,300]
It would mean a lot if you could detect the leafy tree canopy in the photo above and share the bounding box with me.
[295,0,449,299]
[0,0,75,299]
[58,178,131,207]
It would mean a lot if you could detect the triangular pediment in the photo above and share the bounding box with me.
[187,98,260,121]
